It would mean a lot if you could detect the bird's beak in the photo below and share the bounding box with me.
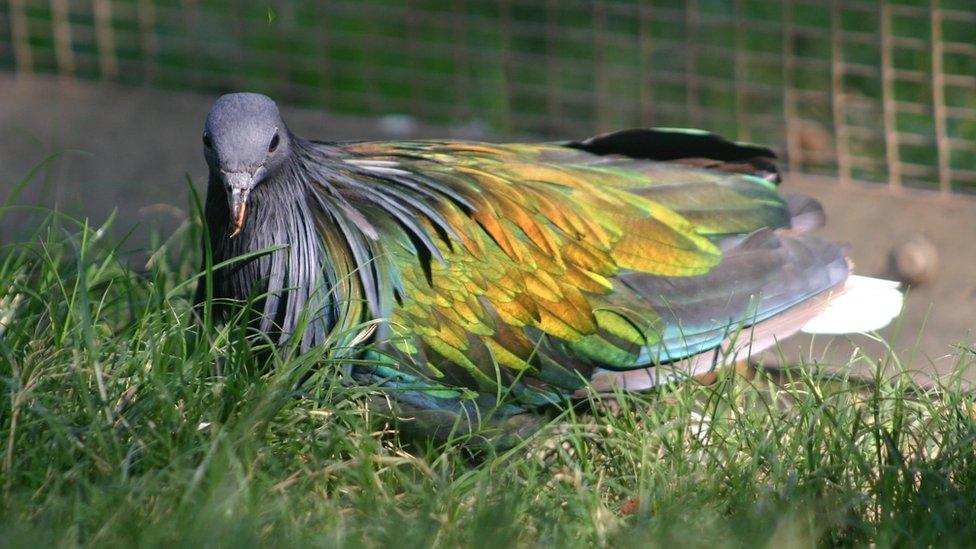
[223,171,254,238]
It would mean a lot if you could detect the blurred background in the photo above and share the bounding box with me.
[0,0,974,380]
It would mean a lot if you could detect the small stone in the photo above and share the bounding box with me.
[891,235,939,285]
[377,114,418,137]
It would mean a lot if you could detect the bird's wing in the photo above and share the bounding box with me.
[315,131,844,403]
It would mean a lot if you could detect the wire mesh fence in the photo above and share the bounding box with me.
[1,0,974,193]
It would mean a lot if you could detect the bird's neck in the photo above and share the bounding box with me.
[210,155,354,351]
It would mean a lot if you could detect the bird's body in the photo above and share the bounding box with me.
[197,94,902,438]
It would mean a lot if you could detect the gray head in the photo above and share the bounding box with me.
[203,93,292,237]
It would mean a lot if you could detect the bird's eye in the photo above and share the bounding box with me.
[203,133,213,149]
[268,132,280,153]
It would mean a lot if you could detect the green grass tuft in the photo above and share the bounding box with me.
[0,201,974,547]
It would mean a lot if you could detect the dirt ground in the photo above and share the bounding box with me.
[2,73,973,385]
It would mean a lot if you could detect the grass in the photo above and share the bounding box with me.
[1,199,976,547]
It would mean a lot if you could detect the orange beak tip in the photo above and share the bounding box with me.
[228,201,247,238]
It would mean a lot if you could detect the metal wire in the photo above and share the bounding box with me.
[1,0,974,192]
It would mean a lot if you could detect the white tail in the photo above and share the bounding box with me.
[800,275,904,335]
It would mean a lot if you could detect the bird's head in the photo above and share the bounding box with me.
[203,93,291,237]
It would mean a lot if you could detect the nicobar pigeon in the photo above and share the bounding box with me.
[196,93,902,443]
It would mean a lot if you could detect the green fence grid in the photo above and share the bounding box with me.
[2,0,974,192]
